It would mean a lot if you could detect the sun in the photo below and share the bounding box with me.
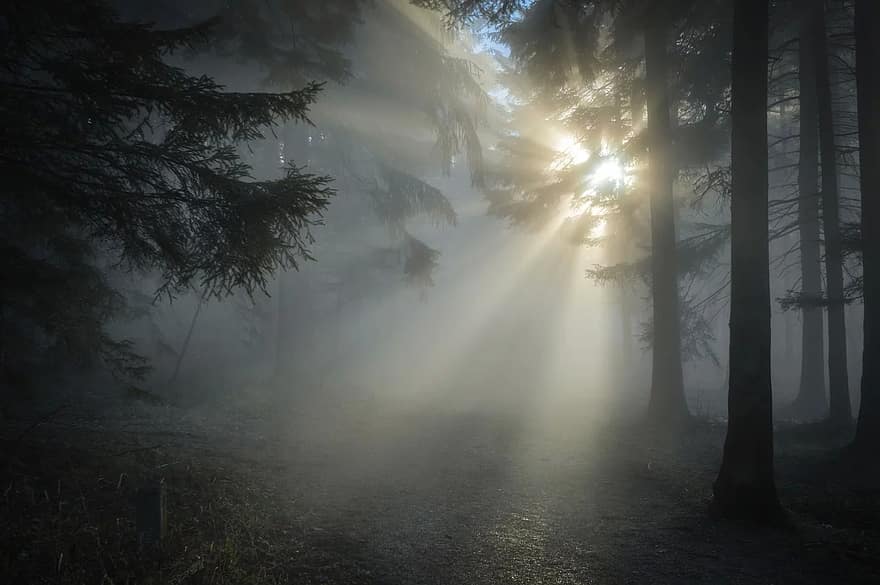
[590,157,625,187]
[552,134,630,238]
[564,156,626,219]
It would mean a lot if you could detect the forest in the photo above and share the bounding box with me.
[1,0,879,582]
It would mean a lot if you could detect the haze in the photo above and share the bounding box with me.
[1,1,878,583]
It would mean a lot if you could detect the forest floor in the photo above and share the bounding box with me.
[1,388,879,584]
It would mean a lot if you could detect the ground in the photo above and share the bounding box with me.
[1,390,878,584]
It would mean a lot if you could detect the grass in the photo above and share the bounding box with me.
[1,396,879,584]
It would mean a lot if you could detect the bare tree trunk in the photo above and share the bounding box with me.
[812,0,852,428]
[853,0,880,453]
[714,0,780,519]
[791,9,827,419]
[644,16,688,426]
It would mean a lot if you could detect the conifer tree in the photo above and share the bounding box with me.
[0,0,333,384]
[713,0,780,519]
[425,0,731,425]
[853,0,880,455]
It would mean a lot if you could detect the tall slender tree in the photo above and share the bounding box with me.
[811,0,852,427]
[853,0,880,453]
[790,8,827,419]
[437,0,734,426]
[644,9,688,424]
[714,0,780,519]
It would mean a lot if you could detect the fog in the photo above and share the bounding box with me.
[112,1,646,422]
[2,0,878,583]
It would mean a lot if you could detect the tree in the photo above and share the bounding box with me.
[643,7,687,424]
[853,0,880,454]
[810,0,852,427]
[190,0,490,381]
[430,0,738,426]
[790,6,827,419]
[0,0,333,386]
[713,0,781,519]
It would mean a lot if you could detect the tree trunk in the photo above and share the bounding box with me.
[644,18,688,425]
[714,0,780,519]
[846,303,862,393]
[791,10,827,419]
[853,0,880,453]
[812,0,852,428]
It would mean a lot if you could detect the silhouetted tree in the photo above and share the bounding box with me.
[810,0,852,428]
[0,0,332,386]
[713,0,781,519]
[790,6,827,419]
[853,0,880,455]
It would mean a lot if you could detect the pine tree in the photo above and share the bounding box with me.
[0,0,333,385]
[853,0,880,455]
[177,1,491,380]
[713,0,781,520]
[790,7,827,419]
[809,0,852,428]
[643,7,687,425]
[214,0,486,286]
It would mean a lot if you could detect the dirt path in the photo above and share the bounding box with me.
[272,407,878,584]
[2,400,878,584]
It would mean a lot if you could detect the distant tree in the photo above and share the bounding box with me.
[809,0,852,428]
[170,1,490,380]
[215,0,484,280]
[781,0,856,426]
[789,5,827,419]
[641,4,688,424]
[0,0,332,386]
[420,0,740,425]
[713,0,781,519]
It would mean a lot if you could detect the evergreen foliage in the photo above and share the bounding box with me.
[0,0,333,382]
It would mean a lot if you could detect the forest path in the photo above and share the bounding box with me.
[261,400,878,584]
[2,396,878,584]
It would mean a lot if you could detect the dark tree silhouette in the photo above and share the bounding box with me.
[713,0,781,519]
[810,0,852,428]
[0,0,333,384]
[853,0,880,454]
[790,7,827,419]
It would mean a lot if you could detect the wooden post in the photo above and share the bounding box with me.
[136,480,166,546]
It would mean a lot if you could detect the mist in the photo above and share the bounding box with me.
[2,0,878,583]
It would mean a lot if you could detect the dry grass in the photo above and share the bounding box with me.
[2,399,879,584]
[1,422,314,584]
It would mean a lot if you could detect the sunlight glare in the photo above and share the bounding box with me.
[590,157,624,187]
[551,135,590,171]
